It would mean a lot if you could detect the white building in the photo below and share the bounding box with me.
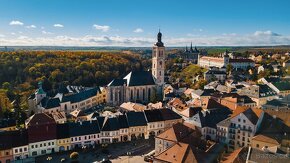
[217,107,264,150]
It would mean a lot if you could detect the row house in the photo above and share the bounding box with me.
[56,123,71,152]
[126,111,148,140]
[25,113,57,156]
[69,120,100,149]
[97,117,121,144]
[0,108,183,161]
[0,130,29,163]
[216,107,264,150]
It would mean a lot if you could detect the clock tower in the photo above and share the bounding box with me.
[152,30,165,85]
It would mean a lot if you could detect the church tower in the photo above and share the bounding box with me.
[152,30,165,85]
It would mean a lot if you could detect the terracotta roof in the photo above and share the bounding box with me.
[252,134,280,145]
[231,107,263,125]
[154,142,199,163]
[156,123,194,142]
[222,147,246,163]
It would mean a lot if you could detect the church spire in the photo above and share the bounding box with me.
[155,29,164,47]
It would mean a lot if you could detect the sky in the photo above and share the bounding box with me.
[0,0,290,46]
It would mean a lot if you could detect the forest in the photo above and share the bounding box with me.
[0,50,150,114]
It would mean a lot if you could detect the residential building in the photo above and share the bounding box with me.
[126,111,148,140]
[25,113,57,156]
[69,120,100,149]
[56,123,71,152]
[238,84,278,106]
[186,100,232,141]
[224,107,264,150]
[12,130,29,161]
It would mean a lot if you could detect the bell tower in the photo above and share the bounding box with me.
[152,30,165,85]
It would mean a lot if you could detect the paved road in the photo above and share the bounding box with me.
[35,139,154,163]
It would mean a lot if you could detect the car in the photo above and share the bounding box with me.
[144,155,153,162]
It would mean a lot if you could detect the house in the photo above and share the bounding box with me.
[69,120,100,149]
[219,93,256,110]
[154,123,221,163]
[186,100,232,141]
[126,111,148,140]
[159,108,183,130]
[260,77,290,97]
[25,113,57,156]
[217,107,264,150]
[222,147,288,163]
[98,117,120,144]
[144,109,165,137]
[154,123,202,155]
[50,111,67,124]
[117,115,129,142]
[12,130,29,161]
[238,84,278,106]
[204,69,227,82]
[119,102,147,112]
[0,131,15,163]
[56,123,71,152]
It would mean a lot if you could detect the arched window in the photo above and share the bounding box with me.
[143,89,145,100]
[130,90,133,100]
[110,90,113,101]
[159,71,161,76]
[159,61,162,67]
[148,88,151,100]
[137,89,140,99]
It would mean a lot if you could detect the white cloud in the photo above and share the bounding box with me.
[9,20,24,26]
[11,32,16,35]
[26,25,37,29]
[53,24,64,28]
[42,30,53,35]
[1,30,290,46]
[254,30,280,36]
[0,34,5,38]
[133,28,144,33]
[93,24,110,32]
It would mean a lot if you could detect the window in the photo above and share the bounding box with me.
[256,144,259,148]
[15,149,18,153]
[238,118,240,122]
[24,147,27,151]
[19,148,22,153]
[243,119,246,123]
[48,142,50,146]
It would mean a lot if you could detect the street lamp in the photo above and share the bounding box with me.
[47,156,52,162]
[127,152,131,163]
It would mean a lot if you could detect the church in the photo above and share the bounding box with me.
[106,31,165,106]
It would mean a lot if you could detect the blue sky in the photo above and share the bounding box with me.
[1,0,290,46]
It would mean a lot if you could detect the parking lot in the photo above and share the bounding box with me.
[35,138,155,163]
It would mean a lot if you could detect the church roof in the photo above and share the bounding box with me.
[124,71,156,86]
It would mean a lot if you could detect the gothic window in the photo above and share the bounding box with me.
[115,92,118,101]
[159,61,162,67]
[130,90,133,100]
[110,90,113,101]
[159,71,161,76]
[119,91,121,102]
[143,89,145,101]
[148,88,151,100]
[137,89,140,99]
[154,63,155,68]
